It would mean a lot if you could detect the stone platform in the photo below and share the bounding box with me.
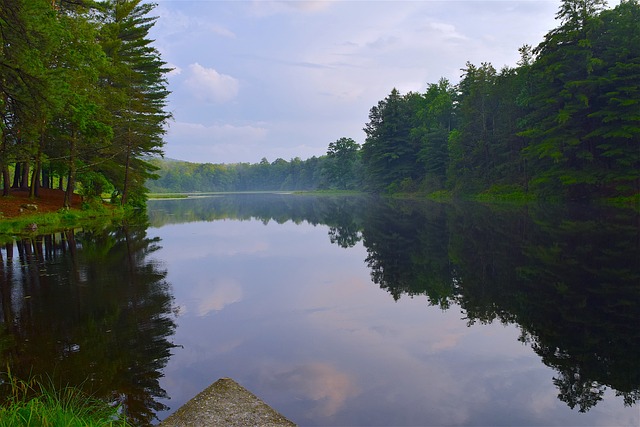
[159,377,297,427]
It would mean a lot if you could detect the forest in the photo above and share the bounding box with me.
[1,0,638,205]
[0,0,170,208]
[150,0,639,201]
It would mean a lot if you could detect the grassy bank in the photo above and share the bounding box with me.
[147,193,189,199]
[0,375,132,427]
[396,187,639,210]
[0,205,128,240]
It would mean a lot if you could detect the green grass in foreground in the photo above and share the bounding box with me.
[0,374,132,427]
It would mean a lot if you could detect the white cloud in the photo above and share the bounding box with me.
[183,63,239,103]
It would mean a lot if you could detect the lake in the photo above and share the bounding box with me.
[0,193,638,426]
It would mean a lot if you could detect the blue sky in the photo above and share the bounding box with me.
[148,1,613,164]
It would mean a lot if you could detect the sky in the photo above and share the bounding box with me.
[148,0,613,165]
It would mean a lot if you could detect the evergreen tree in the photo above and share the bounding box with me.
[0,0,55,196]
[447,62,498,193]
[519,0,635,199]
[415,78,455,191]
[96,0,171,207]
[584,0,640,195]
[362,88,421,192]
[53,2,112,207]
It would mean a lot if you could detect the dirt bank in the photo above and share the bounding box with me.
[0,188,83,219]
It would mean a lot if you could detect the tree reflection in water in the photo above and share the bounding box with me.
[0,224,177,426]
[3,194,634,423]
[149,193,640,412]
[359,199,640,413]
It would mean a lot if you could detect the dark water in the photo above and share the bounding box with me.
[0,194,638,426]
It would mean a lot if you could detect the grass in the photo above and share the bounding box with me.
[0,373,132,427]
[147,193,189,199]
[0,206,127,242]
[471,185,535,203]
[293,189,364,196]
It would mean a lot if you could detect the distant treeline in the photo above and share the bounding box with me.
[147,156,328,193]
[150,0,639,201]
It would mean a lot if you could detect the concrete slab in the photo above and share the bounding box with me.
[159,378,297,427]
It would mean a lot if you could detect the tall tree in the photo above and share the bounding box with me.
[46,2,112,207]
[519,0,629,199]
[415,78,455,191]
[323,137,361,190]
[97,0,171,207]
[584,0,640,196]
[362,88,421,192]
[0,0,55,196]
[447,62,498,193]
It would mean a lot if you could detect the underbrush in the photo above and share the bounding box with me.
[472,185,535,203]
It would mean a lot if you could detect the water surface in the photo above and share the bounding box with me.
[1,194,638,426]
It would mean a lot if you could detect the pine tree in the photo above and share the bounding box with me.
[362,88,420,192]
[415,78,455,191]
[584,0,640,195]
[448,62,498,193]
[520,0,621,199]
[96,0,171,207]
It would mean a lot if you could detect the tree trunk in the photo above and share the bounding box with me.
[64,131,77,208]
[0,128,10,196]
[20,161,29,189]
[121,128,132,206]
[30,160,41,198]
[1,166,10,197]
[42,167,50,189]
[12,163,21,188]
[30,123,46,198]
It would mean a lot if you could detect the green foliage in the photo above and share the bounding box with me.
[473,184,535,202]
[0,0,170,208]
[94,0,171,206]
[520,0,640,199]
[147,156,329,193]
[362,88,424,192]
[6,0,632,203]
[323,137,361,190]
[353,0,638,201]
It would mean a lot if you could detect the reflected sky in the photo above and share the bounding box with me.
[148,217,638,426]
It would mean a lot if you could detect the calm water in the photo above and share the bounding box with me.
[0,194,638,426]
